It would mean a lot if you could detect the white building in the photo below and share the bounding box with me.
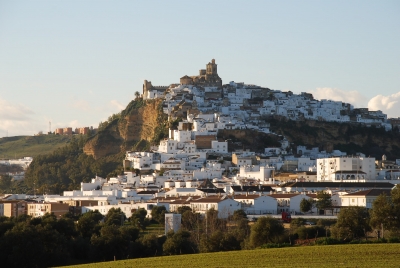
[233,194,277,215]
[189,196,241,218]
[239,165,275,182]
[126,152,154,170]
[268,193,310,214]
[165,213,182,234]
[317,156,376,182]
[340,189,392,209]
[297,157,316,172]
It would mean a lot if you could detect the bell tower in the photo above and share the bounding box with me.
[206,59,218,75]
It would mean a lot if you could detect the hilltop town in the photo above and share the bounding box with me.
[145,59,397,131]
[1,59,399,221]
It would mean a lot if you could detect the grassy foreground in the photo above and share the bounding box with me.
[66,244,400,268]
[0,135,72,158]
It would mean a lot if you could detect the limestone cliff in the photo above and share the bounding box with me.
[83,99,168,159]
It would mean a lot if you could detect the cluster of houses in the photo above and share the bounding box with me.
[0,176,395,220]
[2,129,399,219]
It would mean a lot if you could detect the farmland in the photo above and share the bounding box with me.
[66,244,400,268]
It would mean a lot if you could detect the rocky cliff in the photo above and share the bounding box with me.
[83,99,168,159]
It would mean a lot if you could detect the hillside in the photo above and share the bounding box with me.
[0,135,72,159]
[66,244,400,268]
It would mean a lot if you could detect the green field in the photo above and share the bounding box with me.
[0,135,72,159]
[66,244,400,268]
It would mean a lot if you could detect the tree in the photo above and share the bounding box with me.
[333,207,370,241]
[315,191,332,215]
[0,174,12,193]
[163,230,197,255]
[249,217,284,248]
[134,91,141,100]
[129,208,149,231]
[137,234,164,257]
[391,185,400,231]
[0,223,70,267]
[369,193,395,232]
[300,198,313,213]
[76,210,103,238]
[55,217,77,239]
[151,206,167,225]
[200,230,241,253]
[232,209,247,221]
[180,209,202,244]
[177,206,192,215]
[204,208,226,235]
[104,207,126,226]
[120,225,140,242]
[90,225,128,261]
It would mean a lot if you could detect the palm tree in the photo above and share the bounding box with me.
[135,91,140,99]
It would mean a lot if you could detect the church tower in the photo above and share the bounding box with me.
[206,59,218,75]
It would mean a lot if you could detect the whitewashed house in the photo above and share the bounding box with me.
[233,194,277,215]
[189,196,241,218]
[340,189,392,209]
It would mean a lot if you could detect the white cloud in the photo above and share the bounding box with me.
[109,100,125,111]
[309,87,368,108]
[368,92,400,118]
[0,97,33,121]
[0,97,37,137]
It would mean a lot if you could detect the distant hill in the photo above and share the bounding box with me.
[0,135,72,159]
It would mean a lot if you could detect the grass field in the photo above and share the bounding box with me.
[66,244,400,268]
[0,135,72,159]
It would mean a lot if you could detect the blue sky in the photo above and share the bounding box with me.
[0,0,399,137]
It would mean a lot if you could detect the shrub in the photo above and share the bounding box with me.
[388,237,400,243]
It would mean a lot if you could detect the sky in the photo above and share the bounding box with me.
[0,0,399,138]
